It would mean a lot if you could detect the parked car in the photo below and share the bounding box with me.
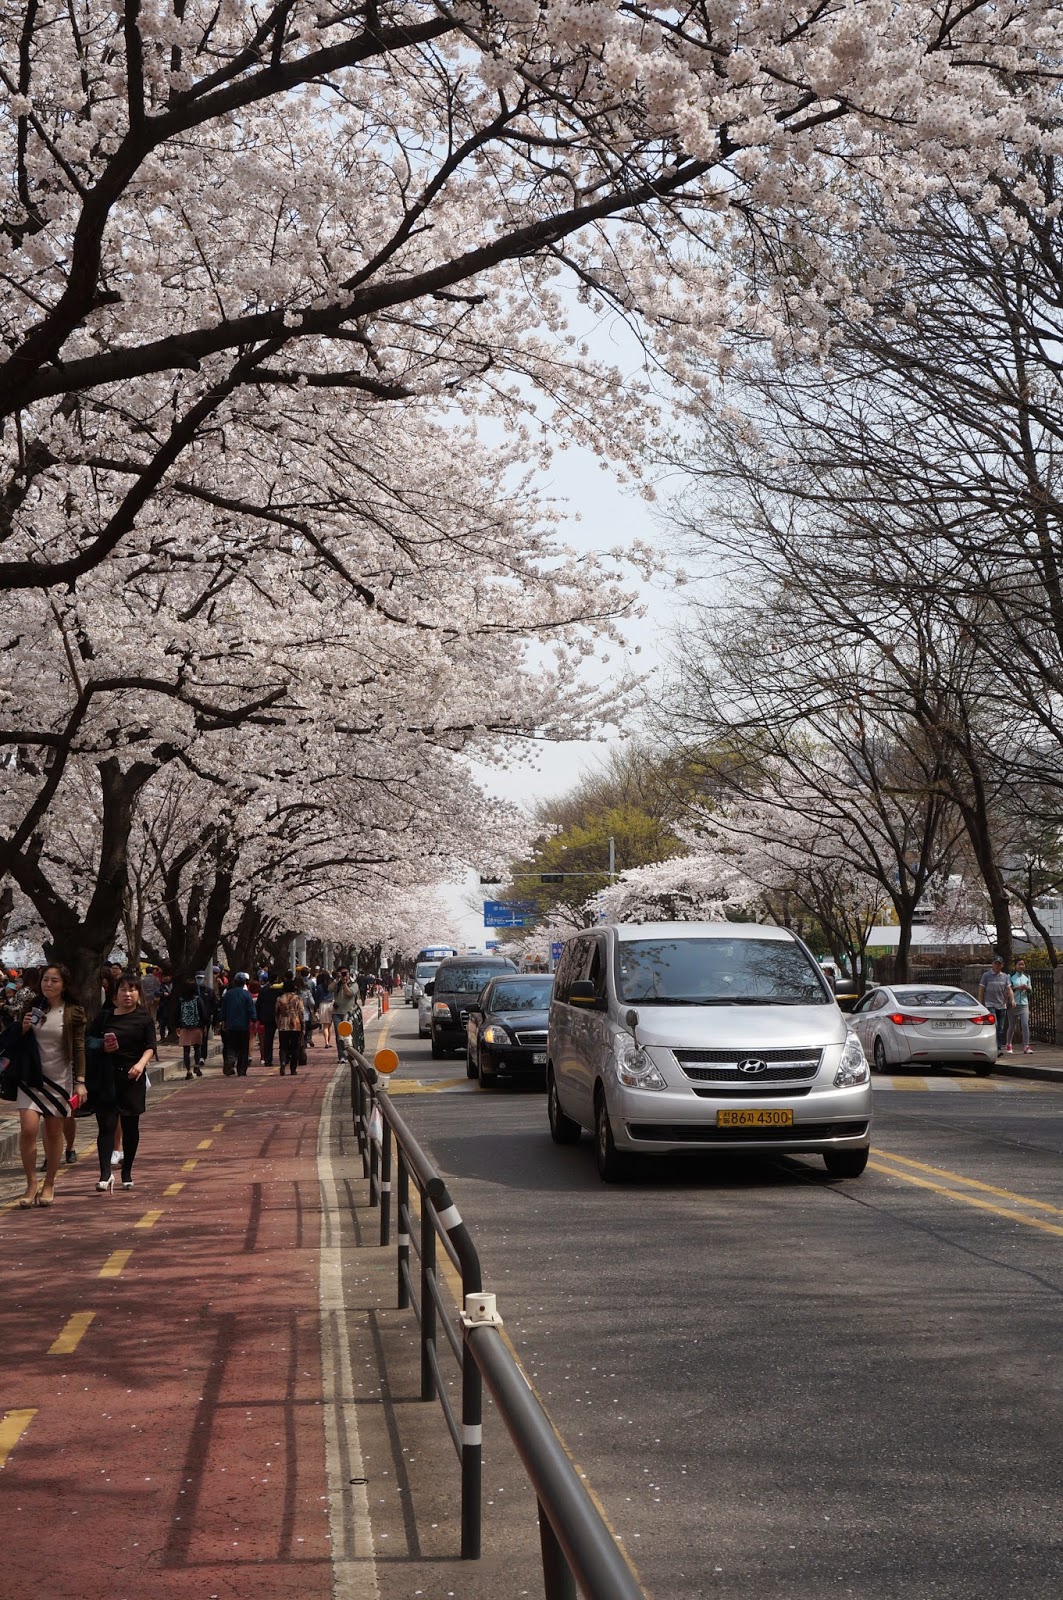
[417,989,433,1038]
[465,974,554,1087]
[547,921,872,1182]
[406,959,442,1007]
[848,984,997,1074]
[427,954,518,1057]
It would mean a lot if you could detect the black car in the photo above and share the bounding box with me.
[428,955,518,1058]
[465,973,554,1087]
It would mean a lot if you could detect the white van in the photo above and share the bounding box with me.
[547,921,872,1182]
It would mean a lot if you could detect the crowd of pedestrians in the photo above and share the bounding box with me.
[1,956,378,1211]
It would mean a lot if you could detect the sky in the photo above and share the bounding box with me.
[438,420,684,950]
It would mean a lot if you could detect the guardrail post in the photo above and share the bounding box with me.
[420,1188,436,1402]
[380,1108,392,1246]
[368,1095,379,1208]
[397,1150,410,1310]
[538,1501,577,1600]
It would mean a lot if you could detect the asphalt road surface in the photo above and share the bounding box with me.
[377,999,1063,1600]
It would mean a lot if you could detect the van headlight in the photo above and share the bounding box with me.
[615,1035,666,1090]
[433,1001,452,1018]
[834,1033,869,1087]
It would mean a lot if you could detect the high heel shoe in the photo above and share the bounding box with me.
[95,1174,114,1193]
[34,1182,55,1208]
[18,1191,36,1209]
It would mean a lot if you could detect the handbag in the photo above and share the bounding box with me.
[298,1037,308,1066]
[0,1058,17,1101]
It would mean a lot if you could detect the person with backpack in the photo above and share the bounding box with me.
[176,979,209,1079]
[218,973,257,1076]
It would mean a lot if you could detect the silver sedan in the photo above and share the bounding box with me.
[849,984,997,1075]
[417,990,432,1038]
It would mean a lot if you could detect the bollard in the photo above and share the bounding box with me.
[380,1112,392,1246]
[397,1152,410,1310]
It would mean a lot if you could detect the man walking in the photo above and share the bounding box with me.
[218,973,257,1076]
[332,968,359,1059]
[978,956,1014,1058]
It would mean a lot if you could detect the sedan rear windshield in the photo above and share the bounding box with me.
[414,963,440,981]
[893,988,976,1008]
[616,938,830,1005]
[438,963,514,993]
[489,980,554,1011]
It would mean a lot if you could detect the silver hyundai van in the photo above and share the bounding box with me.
[546,921,872,1182]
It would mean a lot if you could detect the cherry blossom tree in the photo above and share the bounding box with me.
[1,2,1059,594]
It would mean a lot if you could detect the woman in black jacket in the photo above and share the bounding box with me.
[87,971,156,1193]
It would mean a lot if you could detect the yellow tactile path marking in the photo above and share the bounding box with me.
[134,1209,164,1230]
[48,1311,95,1355]
[98,1249,132,1278]
[223,1109,235,1118]
[0,1410,36,1468]
[181,1158,198,1171]
[163,1182,184,1197]
[197,1138,212,1149]
[212,1122,225,1132]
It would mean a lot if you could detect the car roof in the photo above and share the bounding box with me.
[435,955,516,971]
[603,921,799,944]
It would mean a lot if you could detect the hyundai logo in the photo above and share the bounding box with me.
[737,1058,769,1075]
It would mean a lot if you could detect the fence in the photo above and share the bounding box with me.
[348,1049,647,1600]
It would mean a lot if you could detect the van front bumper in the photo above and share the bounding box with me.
[611,1082,872,1153]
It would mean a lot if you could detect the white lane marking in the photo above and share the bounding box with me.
[318,1064,380,1600]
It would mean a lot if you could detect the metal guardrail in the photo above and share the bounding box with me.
[346,1046,647,1600]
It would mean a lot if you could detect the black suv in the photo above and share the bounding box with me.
[428,955,518,1057]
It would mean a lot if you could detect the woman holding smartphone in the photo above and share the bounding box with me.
[87,971,156,1192]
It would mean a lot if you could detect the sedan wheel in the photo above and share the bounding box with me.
[873,1037,888,1074]
[593,1088,631,1182]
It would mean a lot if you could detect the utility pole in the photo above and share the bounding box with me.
[609,835,615,879]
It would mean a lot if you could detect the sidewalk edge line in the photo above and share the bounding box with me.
[318,1063,379,1600]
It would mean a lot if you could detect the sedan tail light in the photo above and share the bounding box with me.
[889,1013,929,1025]
[971,1013,997,1026]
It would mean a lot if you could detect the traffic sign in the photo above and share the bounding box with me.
[483,900,535,928]
[550,941,564,960]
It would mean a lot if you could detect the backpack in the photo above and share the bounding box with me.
[180,997,201,1029]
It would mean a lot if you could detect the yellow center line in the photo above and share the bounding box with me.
[49,1312,95,1355]
[197,1139,212,1150]
[134,1209,164,1230]
[98,1249,132,1279]
[868,1162,1063,1239]
[181,1158,198,1172]
[163,1182,184,1197]
[889,1076,930,1091]
[0,1410,36,1468]
[874,1148,1063,1217]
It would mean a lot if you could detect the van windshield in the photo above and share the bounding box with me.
[615,938,830,1006]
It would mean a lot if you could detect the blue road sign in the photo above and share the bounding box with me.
[550,941,564,960]
[484,900,535,928]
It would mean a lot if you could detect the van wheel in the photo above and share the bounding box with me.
[430,1036,443,1059]
[594,1088,631,1182]
[823,1147,869,1179]
[548,1070,581,1145]
[466,1049,478,1079]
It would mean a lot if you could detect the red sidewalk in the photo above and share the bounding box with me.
[1,1048,340,1600]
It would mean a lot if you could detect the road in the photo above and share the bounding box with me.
[376,998,1063,1600]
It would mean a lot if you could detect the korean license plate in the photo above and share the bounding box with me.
[932,1020,965,1030]
[532,1052,547,1065]
[716,1108,793,1128]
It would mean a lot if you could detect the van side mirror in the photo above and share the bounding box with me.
[424,982,434,997]
[569,980,602,1009]
[837,994,855,1013]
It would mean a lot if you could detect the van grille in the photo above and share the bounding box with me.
[626,1121,868,1144]
[676,1053,821,1084]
